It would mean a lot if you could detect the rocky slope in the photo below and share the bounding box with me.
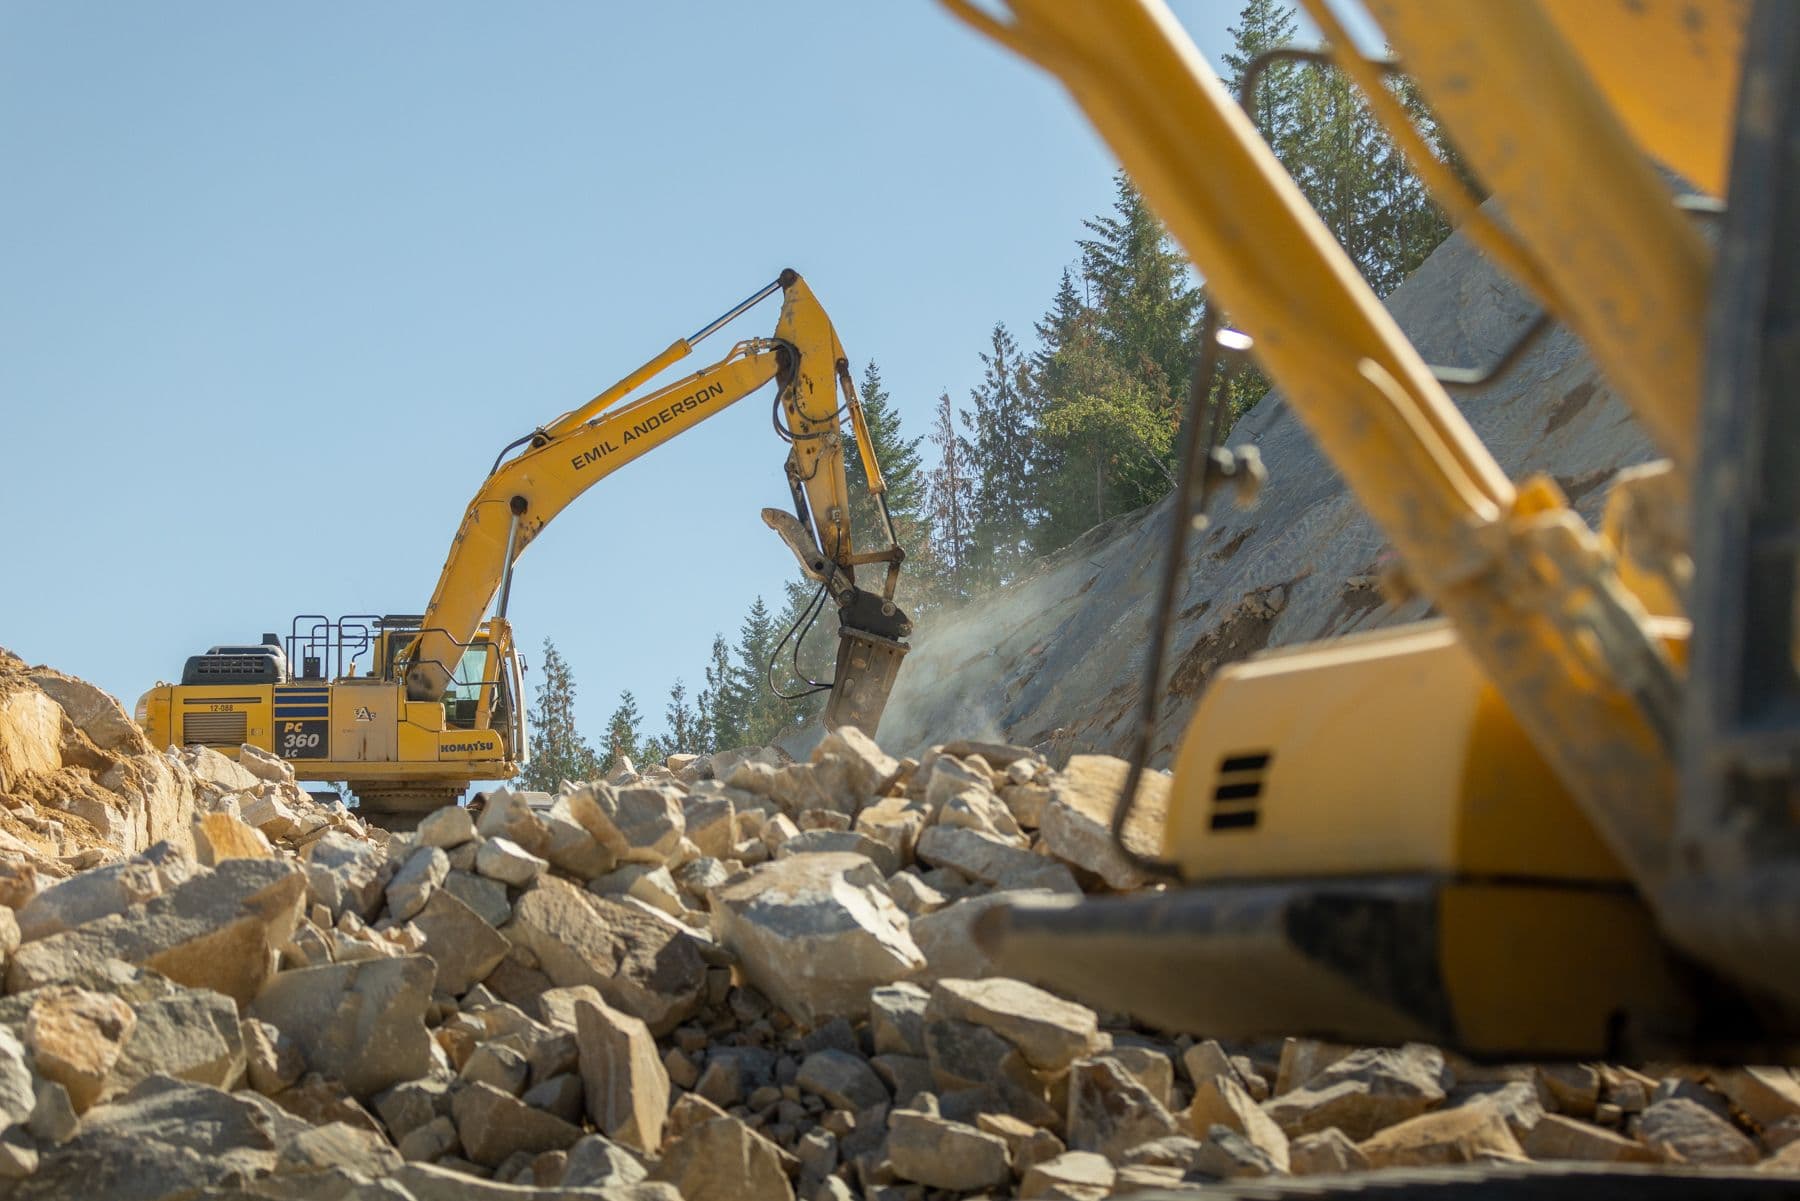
[0,655,1794,1199]
[877,229,1660,763]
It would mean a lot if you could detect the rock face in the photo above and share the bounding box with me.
[710,852,925,1025]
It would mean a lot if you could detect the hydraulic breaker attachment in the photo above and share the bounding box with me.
[763,507,912,735]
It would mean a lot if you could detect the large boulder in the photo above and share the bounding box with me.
[248,955,435,1099]
[574,992,669,1153]
[8,859,305,1005]
[1264,1043,1451,1141]
[926,976,1103,1072]
[652,1113,794,1201]
[1038,755,1167,891]
[504,876,704,1034]
[710,852,925,1025]
[409,888,510,996]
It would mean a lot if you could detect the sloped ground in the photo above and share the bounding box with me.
[878,229,1659,763]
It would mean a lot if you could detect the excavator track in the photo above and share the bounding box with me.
[1150,1164,1796,1199]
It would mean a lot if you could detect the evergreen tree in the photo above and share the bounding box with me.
[638,735,667,769]
[663,678,700,756]
[925,390,976,595]
[1076,172,1202,413]
[700,633,737,751]
[598,689,643,775]
[731,596,787,746]
[962,323,1037,586]
[521,638,599,790]
[846,360,927,544]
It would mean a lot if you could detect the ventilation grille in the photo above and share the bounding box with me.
[183,711,248,747]
[1210,751,1270,831]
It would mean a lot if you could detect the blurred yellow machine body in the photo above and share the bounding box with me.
[948,0,1800,1060]
[139,271,911,821]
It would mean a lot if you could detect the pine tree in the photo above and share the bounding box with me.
[1222,0,1303,153]
[846,360,926,544]
[663,679,699,756]
[925,390,976,595]
[731,597,786,746]
[962,323,1037,586]
[1077,172,1202,413]
[700,633,737,751]
[598,690,643,774]
[521,638,600,790]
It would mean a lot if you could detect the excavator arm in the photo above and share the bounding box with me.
[401,269,910,733]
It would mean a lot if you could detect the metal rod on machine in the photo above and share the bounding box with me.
[495,499,525,622]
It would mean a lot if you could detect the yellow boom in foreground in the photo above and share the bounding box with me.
[952,0,1800,1062]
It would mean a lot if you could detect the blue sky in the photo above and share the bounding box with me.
[0,3,1342,746]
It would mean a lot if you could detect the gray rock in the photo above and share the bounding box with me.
[474,789,554,858]
[1637,1097,1759,1165]
[16,860,164,943]
[416,805,476,850]
[461,1041,529,1095]
[443,869,513,929]
[374,1078,449,1142]
[870,982,930,1057]
[242,1016,304,1095]
[710,853,924,1026]
[248,955,434,1099]
[0,1028,34,1127]
[385,846,449,922]
[797,1049,889,1112]
[563,1131,648,1188]
[303,832,391,921]
[885,1108,1010,1192]
[477,838,548,887]
[914,825,1077,894]
[924,1018,1057,1126]
[108,985,246,1094]
[777,830,902,876]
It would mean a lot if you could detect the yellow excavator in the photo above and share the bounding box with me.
[947,0,1800,1065]
[137,271,910,822]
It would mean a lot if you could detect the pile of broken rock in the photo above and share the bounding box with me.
[0,650,1799,1199]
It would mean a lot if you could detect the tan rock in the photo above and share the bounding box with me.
[886,1108,1011,1192]
[575,993,669,1154]
[915,825,1078,893]
[248,954,435,1099]
[1264,1044,1449,1141]
[1274,1038,1351,1095]
[9,858,305,1005]
[566,781,685,865]
[193,812,272,864]
[1109,1043,1175,1109]
[1188,1071,1289,1170]
[242,1017,304,1095]
[653,1114,794,1201]
[926,977,1102,1072]
[1067,1056,1181,1160]
[505,876,704,1034]
[1536,1063,1601,1119]
[451,1080,581,1168]
[710,852,923,1025]
[1110,1163,1185,1196]
[1020,1149,1115,1199]
[1713,1067,1800,1129]
[811,726,901,802]
[978,1111,1065,1173]
[1358,1101,1523,1168]
[1523,1112,1656,1163]
[410,887,510,996]
[1193,1124,1286,1178]
[24,988,136,1112]
[107,985,246,1095]
[1289,1127,1369,1174]
[1038,755,1167,890]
